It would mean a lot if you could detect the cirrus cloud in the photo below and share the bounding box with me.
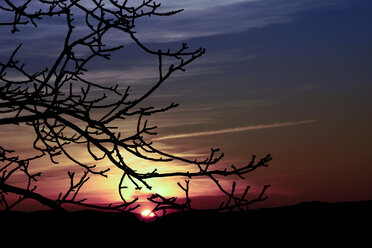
[154,119,317,141]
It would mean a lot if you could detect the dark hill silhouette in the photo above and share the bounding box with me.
[1,200,371,240]
[155,200,372,237]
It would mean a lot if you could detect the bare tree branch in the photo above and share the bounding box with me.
[0,0,271,214]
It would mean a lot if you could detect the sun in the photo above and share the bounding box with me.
[141,209,155,218]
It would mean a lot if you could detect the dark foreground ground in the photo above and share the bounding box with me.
[1,200,371,242]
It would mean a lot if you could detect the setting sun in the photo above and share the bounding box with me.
[141,209,155,218]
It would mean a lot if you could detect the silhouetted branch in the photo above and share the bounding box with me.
[0,1,271,214]
[0,182,66,212]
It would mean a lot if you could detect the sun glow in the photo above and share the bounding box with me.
[141,209,155,217]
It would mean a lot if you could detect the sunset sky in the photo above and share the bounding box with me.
[0,0,371,211]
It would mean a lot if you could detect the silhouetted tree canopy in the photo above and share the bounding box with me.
[0,0,271,215]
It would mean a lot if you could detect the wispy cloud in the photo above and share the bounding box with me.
[154,119,317,141]
[134,0,337,42]
[160,0,258,11]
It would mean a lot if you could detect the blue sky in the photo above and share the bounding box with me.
[135,0,339,41]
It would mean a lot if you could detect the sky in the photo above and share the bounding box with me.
[0,0,371,212]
